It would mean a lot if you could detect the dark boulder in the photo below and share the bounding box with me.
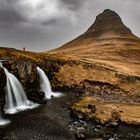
[26,89,46,104]
[87,104,96,113]
[0,67,6,115]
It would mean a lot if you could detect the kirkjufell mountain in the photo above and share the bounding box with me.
[48,9,140,77]
[86,9,135,37]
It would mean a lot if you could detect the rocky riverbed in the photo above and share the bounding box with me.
[71,96,140,125]
[0,92,139,140]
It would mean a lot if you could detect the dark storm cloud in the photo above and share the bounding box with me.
[0,8,24,23]
[0,0,140,51]
[60,0,85,11]
[0,0,25,24]
[0,0,86,26]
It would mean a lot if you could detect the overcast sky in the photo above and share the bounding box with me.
[0,0,140,52]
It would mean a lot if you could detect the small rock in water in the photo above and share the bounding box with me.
[79,120,87,126]
[87,104,96,113]
[94,125,102,132]
[109,137,115,140]
[77,114,84,119]
[109,120,120,127]
[75,131,86,140]
[51,95,54,98]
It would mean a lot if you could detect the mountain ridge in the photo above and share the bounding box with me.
[85,9,134,37]
[48,9,139,53]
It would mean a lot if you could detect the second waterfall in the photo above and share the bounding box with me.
[37,67,61,99]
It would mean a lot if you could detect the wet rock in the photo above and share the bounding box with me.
[51,95,54,98]
[108,120,120,128]
[95,125,102,131]
[108,110,120,127]
[0,67,6,115]
[0,67,6,89]
[3,59,37,90]
[88,104,96,113]
[75,131,86,140]
[94,138,103,140]
[4,113,75,140]
[77,114,84,119]
[26,89,46,104]
[116,73,140,83]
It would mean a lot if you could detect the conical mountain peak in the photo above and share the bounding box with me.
[86,9,133,37]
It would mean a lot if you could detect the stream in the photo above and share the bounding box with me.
[0,92,140,140]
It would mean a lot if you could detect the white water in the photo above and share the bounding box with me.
[0,63,39,115]
[37,67,61,99]
[0,117,10,126]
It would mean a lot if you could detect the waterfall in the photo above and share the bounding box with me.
[37,67,61,99]
[0,63,39,114]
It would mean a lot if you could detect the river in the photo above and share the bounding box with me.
[0,92,139,140]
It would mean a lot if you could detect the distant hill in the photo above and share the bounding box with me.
[0,47,44,62]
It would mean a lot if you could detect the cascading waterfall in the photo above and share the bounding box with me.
[0,63,39,115]
[37,67,61,99]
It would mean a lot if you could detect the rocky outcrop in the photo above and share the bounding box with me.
[41,57,139,103]
[80,80,140,103]
[3,59,37,90]
[3,59,45,103]
[71,97,140,125]
[0,67,6,115]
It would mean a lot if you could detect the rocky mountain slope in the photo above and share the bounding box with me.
[46,9,140,96]
[45,9,140,125]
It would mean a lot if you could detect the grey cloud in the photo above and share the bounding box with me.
[0,0,139,51]
[0,0,26,25]
[60,0,85,11]
[0,0,87,26]
[0,8,25,23]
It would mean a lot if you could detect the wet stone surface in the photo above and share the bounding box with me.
[68,119,140,140]
[0,91,139,140]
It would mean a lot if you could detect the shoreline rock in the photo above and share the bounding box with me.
[71,96,140,125]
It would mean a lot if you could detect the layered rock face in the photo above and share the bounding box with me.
[0,67,6,114]
[3,59,45,103]
[3,59,37,90]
